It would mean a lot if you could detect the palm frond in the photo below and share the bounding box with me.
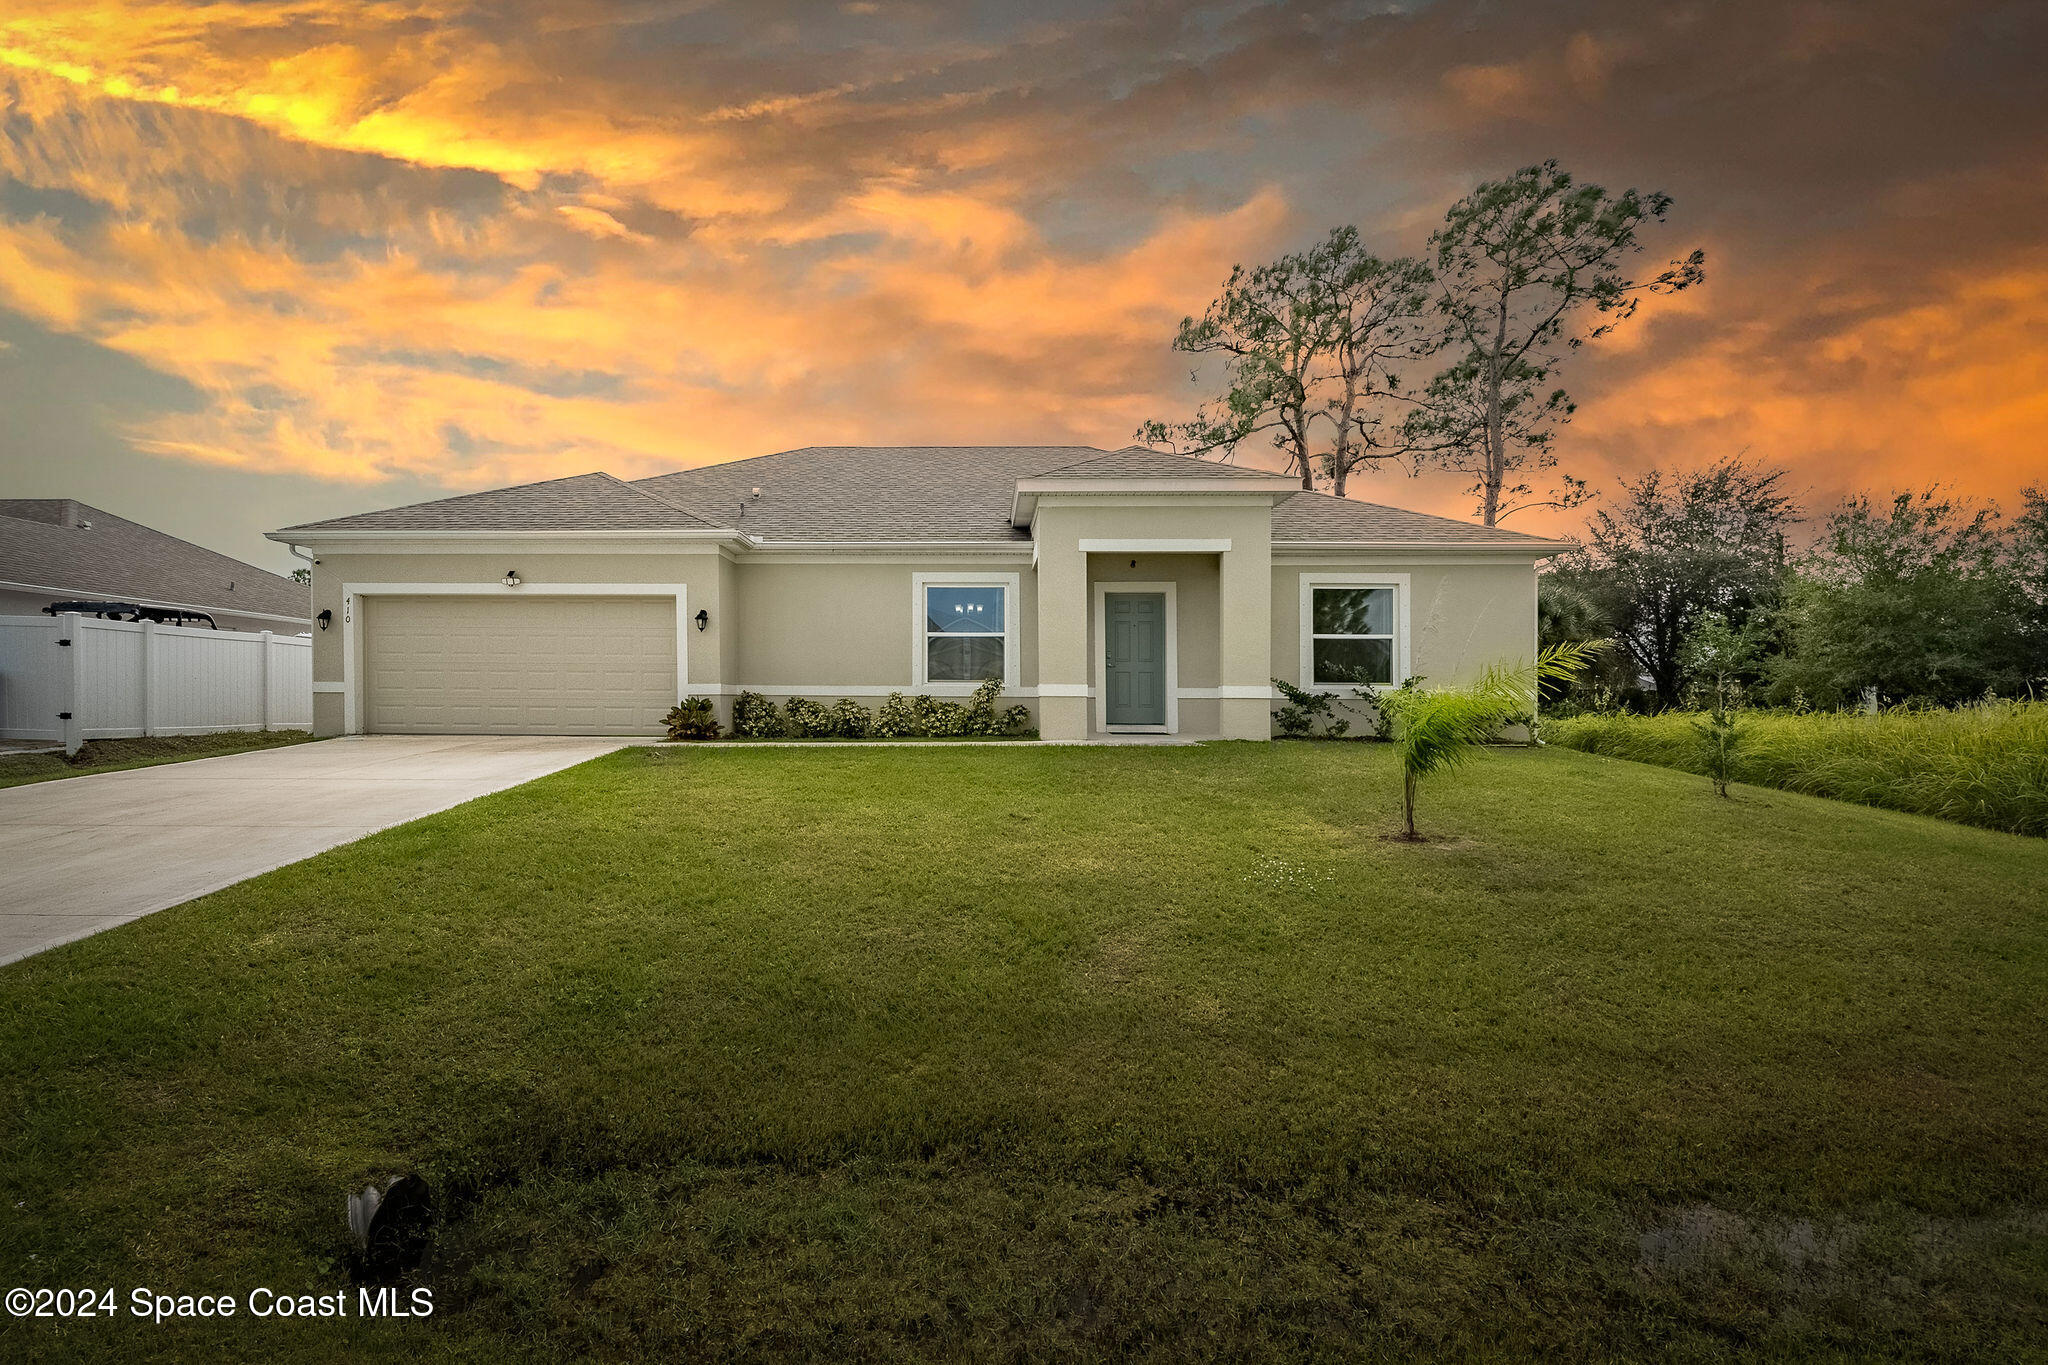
[1380,639,1611,834]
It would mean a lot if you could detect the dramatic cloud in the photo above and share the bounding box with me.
[0,0,2042,562]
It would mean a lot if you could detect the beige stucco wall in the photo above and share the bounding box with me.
[1270,557,1540,733]
[304,534,1543,742]
[731,559,1036,690]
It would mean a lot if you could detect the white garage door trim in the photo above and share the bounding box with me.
[341,583,687,734]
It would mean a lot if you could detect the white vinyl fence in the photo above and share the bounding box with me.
[0,613,311,752]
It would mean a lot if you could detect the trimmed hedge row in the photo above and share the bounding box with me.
[666,679,1033,742]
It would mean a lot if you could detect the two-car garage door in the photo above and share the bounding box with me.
[364,596,675,735]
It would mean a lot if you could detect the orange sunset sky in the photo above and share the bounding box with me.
[1,0,2044,570]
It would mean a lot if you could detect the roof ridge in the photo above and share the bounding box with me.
[1034,446,1283,479]
[593,471,720,528]
[1277,487,1567,543]
[637,444,1112,483]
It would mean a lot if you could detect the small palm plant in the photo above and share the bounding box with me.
[1680,612,1753,799]
[1690,679,1744,798]
[1374,640,1609,840]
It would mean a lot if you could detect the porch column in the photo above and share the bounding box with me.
[1035,545,1089,740]
[1216,541,1272,740]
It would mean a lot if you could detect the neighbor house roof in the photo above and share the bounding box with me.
[0,499,310,620]
[270,447,1564,548]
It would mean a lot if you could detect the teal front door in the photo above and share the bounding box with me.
[1104,592,1167,726]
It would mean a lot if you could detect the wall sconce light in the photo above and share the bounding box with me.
[501,569,522,588]
[694,609,709,632]
[317,609,332,631]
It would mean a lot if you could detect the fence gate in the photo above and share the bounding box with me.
[0,613,312,754]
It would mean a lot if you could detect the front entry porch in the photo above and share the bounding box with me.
[1033,526,1275,742]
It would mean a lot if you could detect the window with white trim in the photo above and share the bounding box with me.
[1308,585,1396,685]
[923,584,1008,682]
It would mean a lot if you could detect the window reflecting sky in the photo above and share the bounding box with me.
[927,586,1004,634]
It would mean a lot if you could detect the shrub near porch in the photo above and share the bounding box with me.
[0,744,2043,1361]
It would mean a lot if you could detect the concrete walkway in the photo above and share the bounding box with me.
[0,735,640,966]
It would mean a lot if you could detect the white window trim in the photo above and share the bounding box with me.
[339,582,688,735]
[1093,581,1178,734]
[1299,573,1409,691]
[910,572,1021,692]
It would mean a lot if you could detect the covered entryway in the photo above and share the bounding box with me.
[363,595,675,735]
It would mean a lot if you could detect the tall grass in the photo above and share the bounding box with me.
[1545,700,2048,837]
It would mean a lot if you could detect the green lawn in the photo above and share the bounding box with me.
[2,744,2043,1361]
[0,730,314,790]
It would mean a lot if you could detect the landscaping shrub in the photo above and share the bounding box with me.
[914,695,970,737]
[873,692,922,738]
[731,691,782,738]
[1545,700,2048,836]
[827,685,1029,739]
[782,697,834,738]
[1271,678,1352,738]
[827,698,871,738]
[963,677,1032,736]
[661,697,721,741]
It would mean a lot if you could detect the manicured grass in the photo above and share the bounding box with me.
[0,730,315,790]
[1,744,2044,1361]
[1545,701,2048,837]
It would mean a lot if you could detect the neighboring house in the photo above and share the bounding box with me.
[268,446,1569,740]
[0,499,310,634]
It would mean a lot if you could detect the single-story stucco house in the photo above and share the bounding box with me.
[267,445,1568,741]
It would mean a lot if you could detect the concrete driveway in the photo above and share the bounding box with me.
[0,735,642,966]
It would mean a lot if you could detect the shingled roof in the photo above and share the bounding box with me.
[272,472,714,534]
[0,500,310,620]
[271,447,1562,548]
[1034,446,1291,481]
[1271,489,1563,544]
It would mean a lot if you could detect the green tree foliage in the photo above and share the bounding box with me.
[1139,251,1327,488]
[1295,229,1437,496]
[1143,164,1699,519]
[1139,227,1436,493]
[1405,161,1705,525]
[1556,457,1799,708]
[1535,576,1625,707]
[2012,486,2048,606]
[1376,640,1606,839]
[1770,490,2048,707]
